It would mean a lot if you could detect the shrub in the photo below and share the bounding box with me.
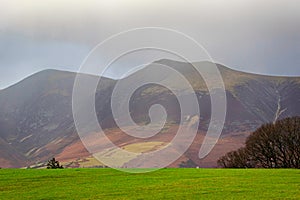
[47,158,63,169]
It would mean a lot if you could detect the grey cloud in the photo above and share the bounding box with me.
[0,33,90,88]
[0,0,299,88]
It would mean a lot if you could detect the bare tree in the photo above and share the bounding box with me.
[217,148,254,168]
[218,117,300,168]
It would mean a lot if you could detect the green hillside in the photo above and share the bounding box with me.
[0,168,299,199]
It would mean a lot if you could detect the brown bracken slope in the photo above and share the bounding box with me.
[0,60,299,168]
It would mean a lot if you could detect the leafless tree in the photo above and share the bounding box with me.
[218,117,300,168]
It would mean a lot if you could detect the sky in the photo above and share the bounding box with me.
[0,0,299,89]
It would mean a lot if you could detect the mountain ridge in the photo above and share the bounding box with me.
[3,59,300,91]
[0,60,299,168]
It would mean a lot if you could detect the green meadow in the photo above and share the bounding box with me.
[0,168,299,199]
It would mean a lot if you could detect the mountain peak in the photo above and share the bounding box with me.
[1,61,300,168]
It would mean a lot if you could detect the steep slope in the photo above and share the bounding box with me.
[0,70,115,167]
[0,60,299,168]
[0,70,76,166]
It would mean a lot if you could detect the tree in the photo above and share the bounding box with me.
[218,117,300,168]
[217,148,254,168]
[47,158,63,169]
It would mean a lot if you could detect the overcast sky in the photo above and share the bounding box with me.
[0,0,299,89]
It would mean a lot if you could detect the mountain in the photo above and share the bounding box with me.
[0,60,299,168]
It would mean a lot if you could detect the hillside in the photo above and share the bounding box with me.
[0,60,300,168]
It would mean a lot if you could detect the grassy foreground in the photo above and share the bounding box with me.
[0,168,299,199]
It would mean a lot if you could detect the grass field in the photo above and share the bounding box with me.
[0,168,300,199]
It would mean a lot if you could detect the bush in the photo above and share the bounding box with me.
[47,158,63,169]
[218,117,300,168]
[179,159,197,168]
